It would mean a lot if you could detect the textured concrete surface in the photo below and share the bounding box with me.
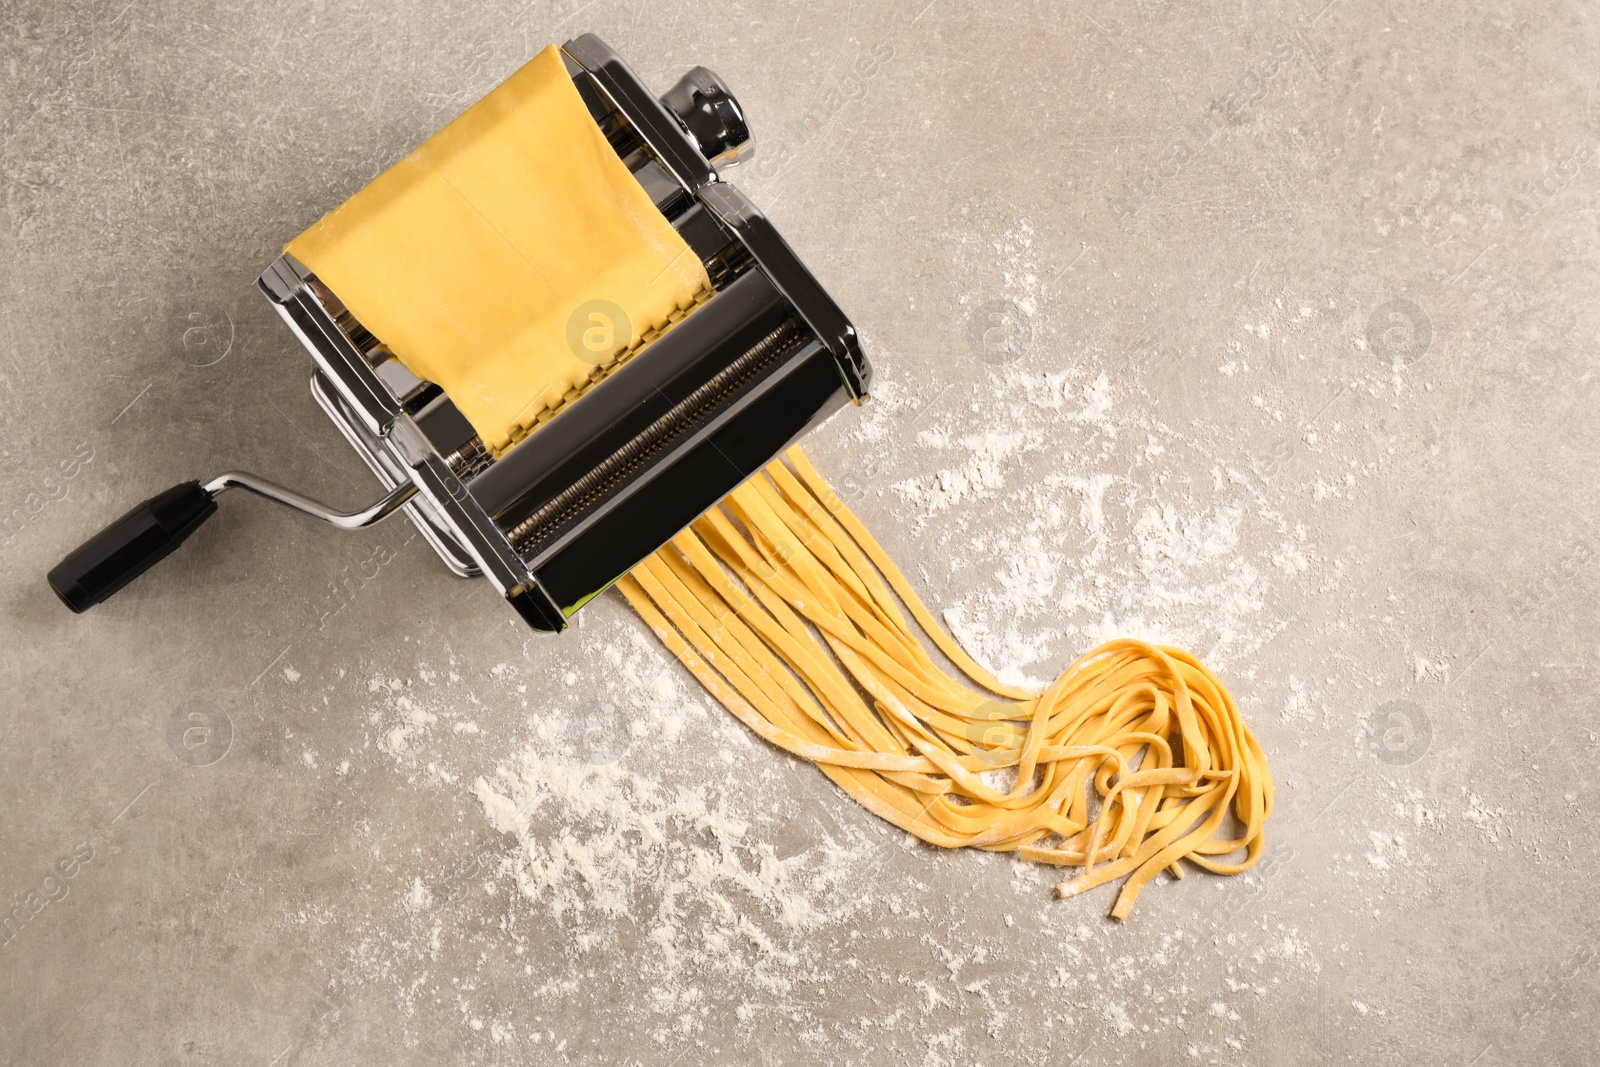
[3,1,1598,1064]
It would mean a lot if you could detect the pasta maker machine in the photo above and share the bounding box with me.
[48,34,871,632]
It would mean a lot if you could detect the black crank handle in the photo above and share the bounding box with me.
[48,474,419,613]
[48,481,217,613]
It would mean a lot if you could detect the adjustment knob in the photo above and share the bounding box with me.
[660,67,754,172]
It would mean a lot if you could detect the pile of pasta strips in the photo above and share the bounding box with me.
[621,448,1274,919]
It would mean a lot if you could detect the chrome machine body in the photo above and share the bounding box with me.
[49,35,872,631]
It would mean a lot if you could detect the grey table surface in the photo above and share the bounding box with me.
[3,1,1597,1064]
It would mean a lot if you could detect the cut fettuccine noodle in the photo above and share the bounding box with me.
[618,446,1273,919]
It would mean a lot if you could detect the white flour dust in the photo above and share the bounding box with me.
[473,751,872,977]
[855,340,1298,682]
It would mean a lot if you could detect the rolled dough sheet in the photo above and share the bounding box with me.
[286,44,710,453]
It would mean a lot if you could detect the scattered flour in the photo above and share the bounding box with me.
[473,748,872,978]
[1461,791,1512,843]
[404,877,433,914]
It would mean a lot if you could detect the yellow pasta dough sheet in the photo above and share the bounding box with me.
[286,44,711,454]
